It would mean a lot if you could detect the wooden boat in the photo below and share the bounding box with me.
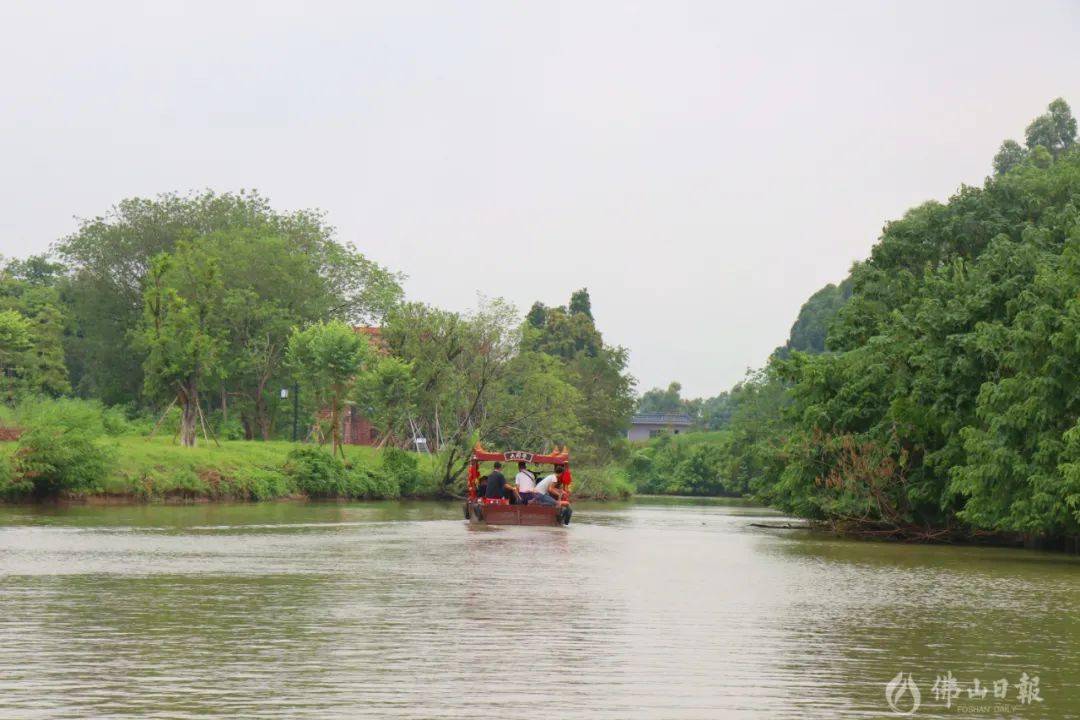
[463,444,573,526]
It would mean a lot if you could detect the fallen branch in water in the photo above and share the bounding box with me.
[748,522,813,530]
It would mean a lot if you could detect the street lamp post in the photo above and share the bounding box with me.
[292,381,299,442]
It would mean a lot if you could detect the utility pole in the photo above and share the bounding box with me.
[292,381,299,443]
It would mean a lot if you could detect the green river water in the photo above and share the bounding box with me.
[0,497,1076,719]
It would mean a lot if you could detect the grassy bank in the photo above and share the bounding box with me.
[0,435,631,503]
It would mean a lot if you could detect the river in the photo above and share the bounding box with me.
[0,498,1076,719]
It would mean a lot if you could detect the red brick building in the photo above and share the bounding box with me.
[325,326,385,446]
[341,406,379,445]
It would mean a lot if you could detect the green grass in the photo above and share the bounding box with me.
[660,430,728,447]
[101,437,427,501]
[0,435,627,503]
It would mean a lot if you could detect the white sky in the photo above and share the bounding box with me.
[2,0,1079,397]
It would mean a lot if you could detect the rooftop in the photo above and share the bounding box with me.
[630,413,693,426]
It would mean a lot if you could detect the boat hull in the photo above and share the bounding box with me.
[465,501,570,526]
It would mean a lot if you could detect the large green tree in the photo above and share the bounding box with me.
[660,98,1080,545]
[57,190,401,405]
[286,320,371,456]
[1024,97,1077,157]
[993,139,1027,176]
[138,245,226,447]
[765,99,1080,540]
[774,278,852,357]
[637,381,685,414]
[0,309,33,404]
[353,355,420,448]
[0,256,71,399]
[523,289,635,459]
[381,299,519,489]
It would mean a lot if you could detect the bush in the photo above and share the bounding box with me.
[281,446,407,500]
[15,397,105,435]
[7,397,147,438]
[230,467,295,500]
[156,467,208,498]
[10,399,115,498]
[0,453,20,499]
[284,446,348,498]
[626,448,656,491]
[101,405,137,436]
[206,410,245,441]
[571,465,634,500]
[346,466,401,499]
[380,447,422,496]
[219,417,246,441]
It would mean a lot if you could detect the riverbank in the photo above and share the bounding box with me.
[0,437,633,503]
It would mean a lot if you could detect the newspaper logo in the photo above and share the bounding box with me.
[886,672,922,715]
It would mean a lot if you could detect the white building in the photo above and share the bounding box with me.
[626,413,693,442]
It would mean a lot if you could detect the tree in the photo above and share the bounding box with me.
[353,355,419,447]
[58,190,401,405]
[569,288,594,319]
[138,245,225,447]
[1024,97,1077,157]
[524,290,635,458]
[286,320,371,456]
[525,301,548,329]
[774,279,852,358]
[0,258,71,398]
[0,310,32,404]
[700,391,734,429]
[24,298,70,397]
[664,98,1080,542]
[207,227,367,440]
[382,299,518,489]
[527,306,602,359]
[489,351,585,451]
[565,346,636,459]
[637,382,686,414]
[4,255,65,286]
[993,139,1027,176]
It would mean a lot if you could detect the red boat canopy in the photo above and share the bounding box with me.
[470,443,570,466]
[467,443,572,500]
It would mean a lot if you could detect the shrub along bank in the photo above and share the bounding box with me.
[0,399,631,502]
[626,431,743,497]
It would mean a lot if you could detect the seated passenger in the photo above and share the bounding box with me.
[477,474,489,498]
[515,461,537,504]
[484,462,507,500]
[532,465,566,506]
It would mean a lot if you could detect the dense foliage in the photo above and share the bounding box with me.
[0,258,70,402]
[773,278,852,358]
[286,320,371,454]
[4,398,115,498]
[379,290,635,492]
[636,99,1080,545]
[55,191,402,436]
[1,191,635,499]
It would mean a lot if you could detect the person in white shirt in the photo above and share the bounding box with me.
[514,462,537,504]
[532,465,566,506]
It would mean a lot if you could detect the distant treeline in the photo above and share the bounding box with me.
[635,98,1080,546]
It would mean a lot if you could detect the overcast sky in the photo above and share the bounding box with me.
[2,1,1079,397]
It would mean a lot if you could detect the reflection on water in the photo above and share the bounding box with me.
[0,498,1076,719]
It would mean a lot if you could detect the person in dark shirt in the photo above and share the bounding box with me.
[484,462,507,500]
